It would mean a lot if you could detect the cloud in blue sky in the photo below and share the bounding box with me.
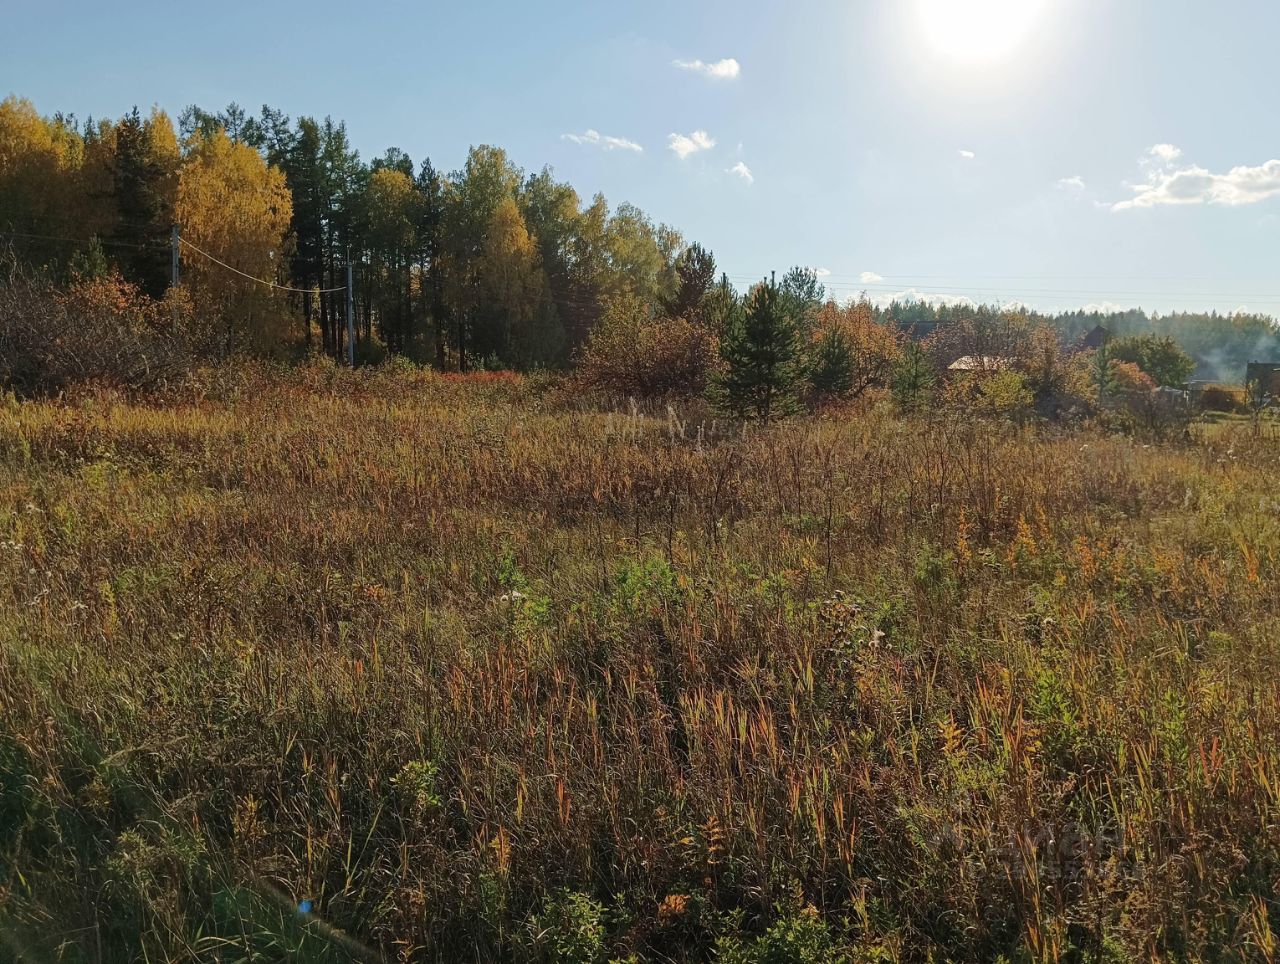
[1115,146,1280,211]
[561,129,643,152]
[669,130,715,160]
[673,58,741,80]
[1146,144,1183,166]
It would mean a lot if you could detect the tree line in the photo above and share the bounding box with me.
[883,300,1280,384]
[0,96,696,369]
[3,94,1276,400]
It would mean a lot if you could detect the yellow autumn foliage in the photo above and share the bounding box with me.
[176,128,293,354]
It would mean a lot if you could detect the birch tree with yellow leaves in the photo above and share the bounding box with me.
[176,128,293,355]
[479,196,560,366]
[0,96,86,272]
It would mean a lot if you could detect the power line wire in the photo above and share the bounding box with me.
[0,229,150,250]
[178,236,347,293]
[732,271,1280,283]
[723,274,1280,305]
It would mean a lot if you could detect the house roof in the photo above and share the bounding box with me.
[1075,325,1110,351]
[948,355,1012,372]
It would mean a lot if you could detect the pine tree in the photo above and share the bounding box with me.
[415,157,447,367]
[778,265,825,337]
[891,340,936,412]
[702,272,741,337]
[808,326,855,400]
[660,241,716,325]
[715,274,803,420]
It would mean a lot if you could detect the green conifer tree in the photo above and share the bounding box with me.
[715,274,803,420]
[808,326,856,400]
[891,340,936,412]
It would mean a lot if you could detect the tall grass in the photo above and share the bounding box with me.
[1,362,1278,961]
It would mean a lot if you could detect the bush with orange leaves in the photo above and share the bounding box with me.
[1104,358,1156,398]
[806,298,902,403]
[577,294,717,399]
[0,265,194,395]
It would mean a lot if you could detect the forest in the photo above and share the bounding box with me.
[0,95,690,370]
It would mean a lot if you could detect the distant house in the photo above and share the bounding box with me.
[1153,385,1190,404]
[948,355,1012,374]
[1245,362,1280,398]
[1187,379,1227,404]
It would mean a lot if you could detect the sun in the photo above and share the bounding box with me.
[915,0,1048,65]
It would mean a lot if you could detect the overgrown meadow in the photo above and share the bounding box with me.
[2,365,1279,961]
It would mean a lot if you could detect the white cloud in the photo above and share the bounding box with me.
[673,57,741,80]
[1114,156,1280,211]
[1079,301,1135,314]
[727,161,753,184]
[867,288,977,310]
[859,271,884,284]
[561,129,643,153]
[811,267,831,277]
[1057,175,1086,194]
[958,149,976,160]
[1147,143,1183,165]
[668,130,716,160]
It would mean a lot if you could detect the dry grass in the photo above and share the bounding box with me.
[2,361,1280,961]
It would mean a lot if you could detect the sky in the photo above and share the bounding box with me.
[4,0,1279,316]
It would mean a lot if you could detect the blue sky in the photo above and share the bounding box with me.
[5,0,1279,316]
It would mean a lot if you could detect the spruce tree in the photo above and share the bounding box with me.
[715,274,803,420]
[111,108,174,298]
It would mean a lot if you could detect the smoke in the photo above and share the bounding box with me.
[1196,326,1280,383]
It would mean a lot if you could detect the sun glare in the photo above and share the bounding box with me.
[916,0,1048,64]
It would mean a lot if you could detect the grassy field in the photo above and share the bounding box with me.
[2,364,1280,961]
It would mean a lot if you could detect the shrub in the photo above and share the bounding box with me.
[1103,359,1155,399]
[1198,385,1243,413]
[578,298,716,399]
[1109,333,1195,387]
[526,890,608,963]
[942,370,1032,420]
[976,369,1033,419]
[715,905,849,964]
[0,268,194,395]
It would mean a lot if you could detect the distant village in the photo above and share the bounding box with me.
[941,322,1280,408]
